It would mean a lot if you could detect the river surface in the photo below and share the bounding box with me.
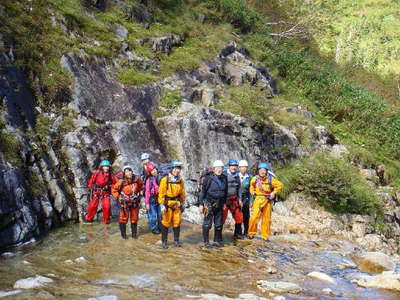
[0,221,399,300]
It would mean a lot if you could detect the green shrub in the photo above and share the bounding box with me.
[159,89,182,109]
[215,85,270,123]
[117,68,159,86]
[276,153,380,215]
[0,133,22,166]
[206,0,262,32]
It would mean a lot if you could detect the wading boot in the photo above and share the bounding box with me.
[234,223,244,240]
[203,227,212,249]
[119,223,127,240]
[214,229,224,248]
[161,225,168,249]
[131,223,138,239]
[173,226,182,247]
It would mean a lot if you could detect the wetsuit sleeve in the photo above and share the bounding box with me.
[158,177,167,205]
[111,179,122,199]
[87,171,98,189]
[271,177,283,194]
[199,176,209,206]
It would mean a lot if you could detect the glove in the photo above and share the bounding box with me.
[161,205,167,214]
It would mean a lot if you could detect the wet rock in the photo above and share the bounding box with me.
[1,252,15,258]
[355,271,400,291]
[13,275,53,289]
[265,266,278,274]
[199,294,267,300]
[257,280,303,294]
[36,290,56,300]
[322,288,334,295]
[74,256,87,263]
[87,296,118,300]
[128,274,156,288]
[352,251,395,273]
[307,271,336,284]
[0,290,22,298]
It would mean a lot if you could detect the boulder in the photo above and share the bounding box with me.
[352,251,395,273]
[257,280,303,294]
[307,271,336,284]
[355,271,400,291]
[13,275,53,289]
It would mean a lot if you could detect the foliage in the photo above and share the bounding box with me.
[205,0,262,32]
[159,89,182,109]
[276,153,381,215]
[117,68,159,86]
[0,133,22,166]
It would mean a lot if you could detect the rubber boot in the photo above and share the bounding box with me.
[173,226,182,247]
[203,227,212,248]
[119,223,127,240]
[234,223,244,240]
[131,223,138,239]
[161,225,168,249]
[214,229,224,247]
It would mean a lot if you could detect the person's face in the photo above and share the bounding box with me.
[151,168,158,176]
[142,159,149,165]
[214,167,223,176]
[171,167,181,177]
[124,169,133,178]
[229,165,238,173]
[258,168,267,177]
[102,166,110,173]
[239,166,248,174]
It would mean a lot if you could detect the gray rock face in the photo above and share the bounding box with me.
[137,35,184,54]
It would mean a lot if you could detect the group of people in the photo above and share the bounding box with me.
[85,153,283,249]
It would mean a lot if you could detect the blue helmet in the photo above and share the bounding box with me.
[257,162,271,170]
[141,153,150,160]
[100,160,111,167]
[171,160,183,168]
[228,159,238,166]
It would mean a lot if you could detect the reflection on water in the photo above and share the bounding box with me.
[0,221,399,300]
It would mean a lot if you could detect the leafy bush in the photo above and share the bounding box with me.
[206,0,262,32]
[117,69,159,86]
[277,153,380,215]
[159,89,182,109]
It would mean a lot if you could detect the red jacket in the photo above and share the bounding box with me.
[87,170,116,190]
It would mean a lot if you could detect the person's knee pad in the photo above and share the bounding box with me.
[215,225,223,231]
[203,224,211,230]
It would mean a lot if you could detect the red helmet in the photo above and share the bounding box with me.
[146,162,157,174]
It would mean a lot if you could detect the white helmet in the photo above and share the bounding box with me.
[123,165,133,172]
[213,160,224,168]
[238,160,249,167]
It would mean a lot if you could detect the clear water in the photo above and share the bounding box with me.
[0,221,399,300]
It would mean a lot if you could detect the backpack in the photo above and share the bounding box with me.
[195,167,214,202]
